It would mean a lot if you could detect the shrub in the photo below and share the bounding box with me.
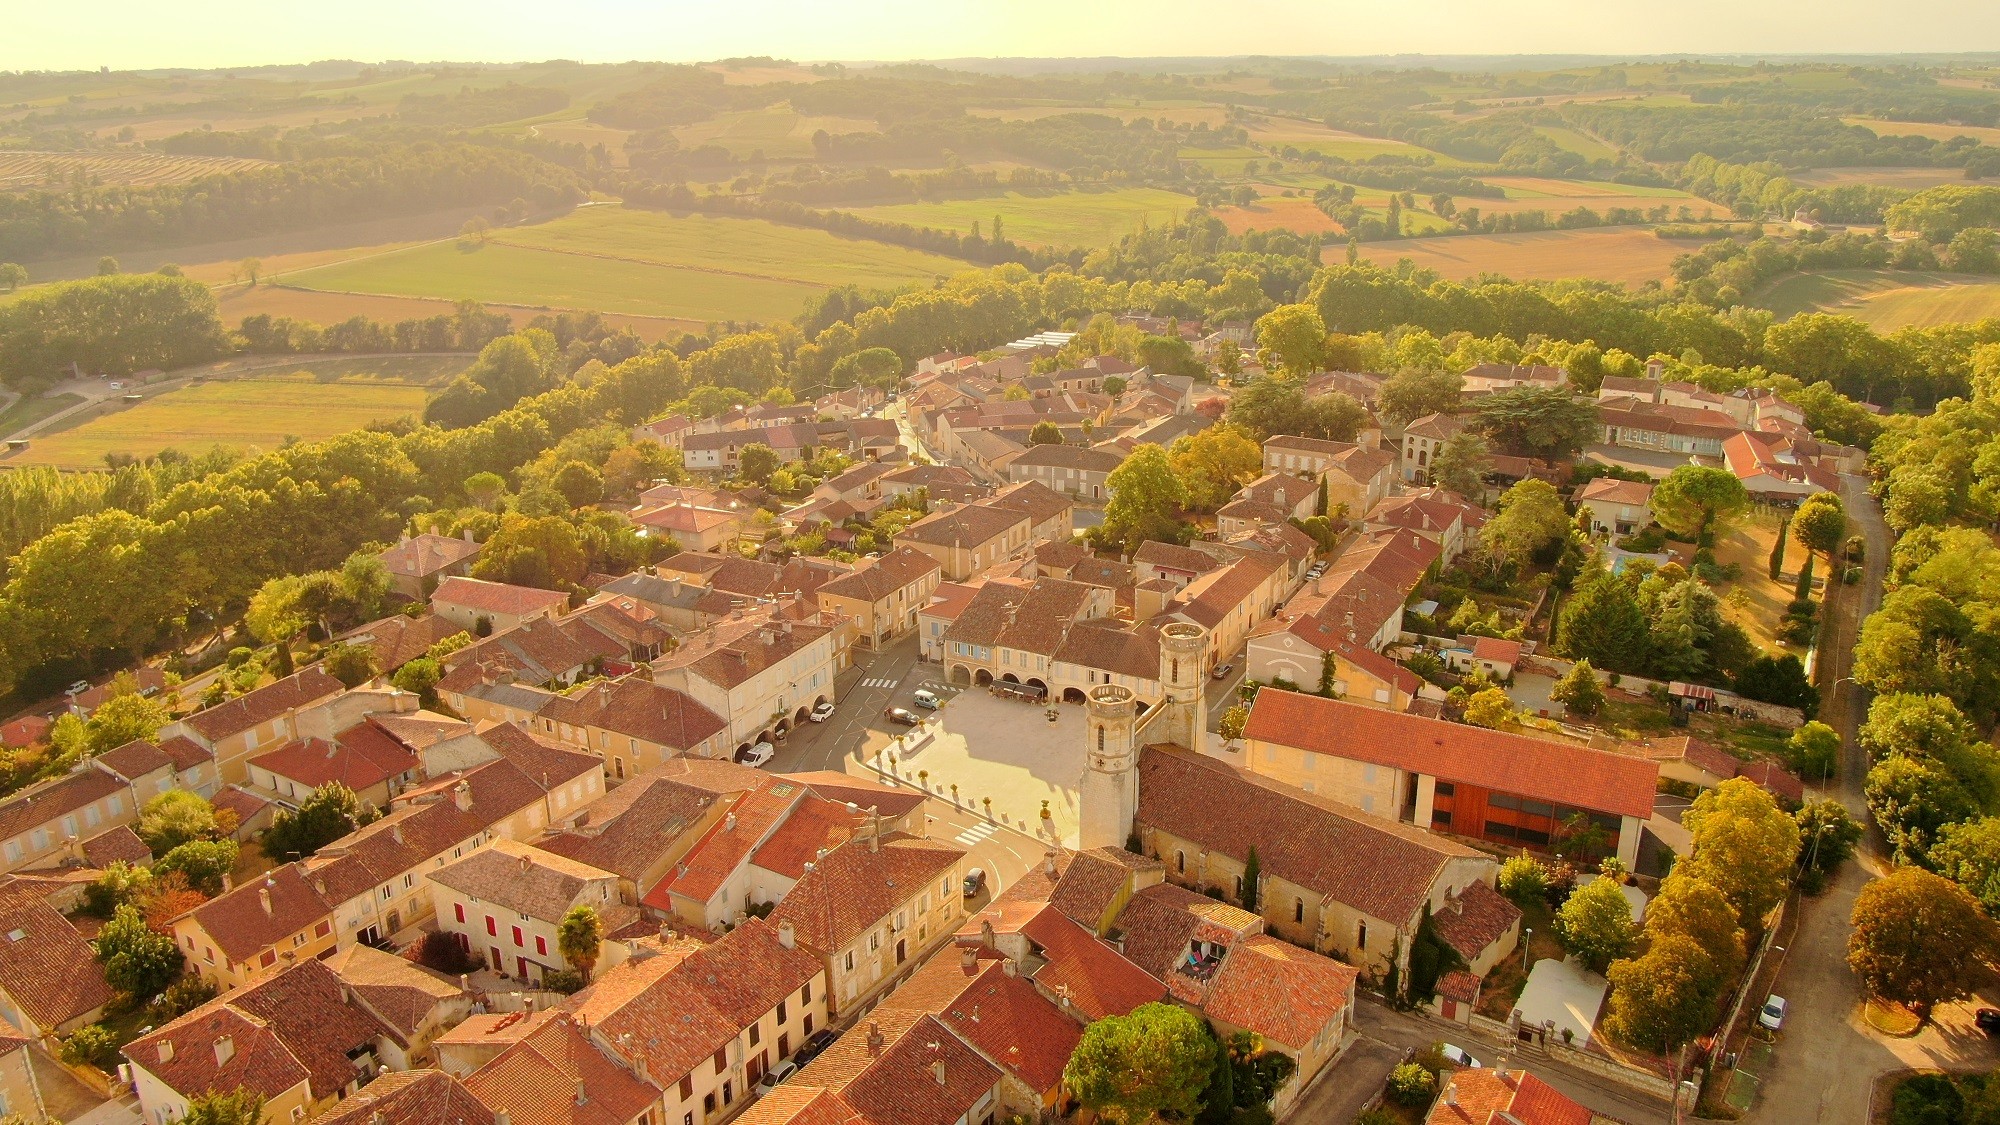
[61,1024,119,1070]
[1498,854,1548,906]
[541,969,586,994]
[413,931,480,975]
[1890,1072,1963,1125]
[1387,1062,1437,1107]
[149,974,219,1022]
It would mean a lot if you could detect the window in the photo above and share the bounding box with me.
[1356,921,1368,950]
[679,1076,693,1100]
[1434,781,1455,797]
[1294,898,1305,923]
[714,1048,729,1074]
[454,903,465,924]
[1233,874,1243,897]
[314,921,331,938]
[749,1023,761,1047]
[842,951,854,972]
[260,949,277,967]
[777,1000,787,1024]
[801,981,812,1003]
[486,916,498,937]
[702,1095,715,1115]
[536,935,547,955]
[1176,851,1185,874]
[803,1013,814,1035]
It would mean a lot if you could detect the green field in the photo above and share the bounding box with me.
[1755,269,2000,328]
[848,188,1196,248]
[0,392,83,440]
[673,106,879,159]
[13,358,467,468]
[285,206,970,324]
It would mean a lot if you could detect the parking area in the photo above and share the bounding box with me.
[870,682,1087,847]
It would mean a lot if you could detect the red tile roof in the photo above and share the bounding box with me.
[1426,1067,1593,1125]
[933,962,1081,1092]
[1430,880,1522,963]
[792,1009,1000,1125]
[768,832,965,953]
[464,1014,662,1125]
[380,534,482,580]
[182,670,344,742]
[433,577,570,619]
[648,779,803,909]
[751,795,865,880]
[1242,692,1658,820]
[248,724,417,792]
[312,1069,495,1125]
[1019,905,1164,1021]
[1204,934,1358,1052]
[0,885,111,1031]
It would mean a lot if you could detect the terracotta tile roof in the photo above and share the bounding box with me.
[380,534,482,581]
[895,502,1026,551]
[433,578,570,620]
[1169,554,1280,630]
[1576,477,1655,507]
[1736,759,1806,805]
[661,617,833,692]
[940,582,1032,649]
[1053,620,1162,681]
[649,779,803,908]
[1468,636,1522,664]
[660,552,788,599]
[1403,413,1466,441]
[792,1009,1000,1125]
[0,715,50,748]
[324,944,465,1047]
[533,763,757,884]
[751,796,865,880]
[127,960,393,1102]
[1204,934,1358,1052]
[1137,747,1481,926]
[434,1009,557,1050]
[988,480,1073,526]
[338,613,470,674]
[536,676,727,754]
[1598,399,1740,440]
[463,1014,662,1125]
[1242,692,1659,820]
[79,825,152,868]
[1264,435,1360,458]
[94,739,173,780]
[0,890,111,1030]
[787,772,929,822]
[180,862,339,965]
[918,581,983,625]
[1018,905,1164,1021]
[249,725,417,793]
[1427,1067,1593,1125]
[158,736,216,771]
[1430,880,1522,963]
[881,464,978,492]
[312,1069,495,1125]
[768,832,965,953]
[1135,540,1223,576]
[818,547,941,604]
[183,670,344,742]
[430,839,615,924]
[1368,491,1482,537]
[1437,969,1481,1004]
[934,961,1081,1093]
[1113,882,1263,981]
[210,785,273,828]
[995,579,1097,658]
[561,918,820,1088]
[1010,444,1123,473]
[0,765,128,840]
[1049,846,1157,932]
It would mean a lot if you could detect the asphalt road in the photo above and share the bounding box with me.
[1289,998,1672,1124]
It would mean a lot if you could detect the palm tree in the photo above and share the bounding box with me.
[557,905,602,983]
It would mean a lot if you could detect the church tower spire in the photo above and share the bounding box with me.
[1078,684,1138,851]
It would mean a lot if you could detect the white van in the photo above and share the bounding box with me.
[912,689,942,709]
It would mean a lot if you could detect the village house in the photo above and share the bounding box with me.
[1723,429,1840,503]
[632,413,694,450]
[125,959,418,1125]
[1597,398,1741,461]
[379,532,484,600]
[1364,489,1486,566]
[1240,692,1657,868]
[1262,435,1396,516]
[772,1008,1004,1125]
[631,499,747,554]
[1461,363,1567,394]
[893,501,1033,582]
[568,917,826,1123]
[429,838,624,984]
[0,880,112,1037]
[531,757,765,904]
[768,830,970,1017]
[153,670,346,787]
[308,1070,493,1125]
[1575,476,1656,537]
[431,577,570,635]
[1400,413,1466,483]
[651,613,844,755]
[462,1014,664,1125]
[639,777,860,930]
[524,675,730,783]
[322,943,477,1069]
[814,546,942,650]
[1006,443,1123,501]
[1216,472,1318,536]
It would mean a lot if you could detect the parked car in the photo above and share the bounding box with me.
[65,680,89,695]
[1306,562,1327,579]
[962,868,986,897]
[809,701,836,723]
[754,1059,798,1095]
[736,742,775,767]
[795,1029,838,1067]
[1758,995,1788,1031]
[912,688,941,709]
[1977,1008,2000,1036]
[885,707,921,725]
[1438,1043,1480,1069]
[1211,663,1234,680]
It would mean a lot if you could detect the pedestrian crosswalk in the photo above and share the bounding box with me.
[859,677,898,690]
[952,821,998,848]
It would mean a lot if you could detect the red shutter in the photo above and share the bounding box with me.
[485,915,497,937]
[512,926,524,947]
[536,935,547,956]
[454,903,465,924]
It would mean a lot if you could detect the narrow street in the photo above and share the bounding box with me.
[1742,472,1963,1125]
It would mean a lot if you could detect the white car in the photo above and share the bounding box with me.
[736,741,775,768]
[755,1059,798,1095]
[1758,995,1788,1031]
[809,701,836,723]
[1439,1043,1480,1068]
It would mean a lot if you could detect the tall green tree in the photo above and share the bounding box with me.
[1678,778,1802,927]
[1478,478,1570,570]
[1604,933,1722,1053]
[1430,430,1492,497]
[1377,367,1464,428]
[1252,304,1327,376]
[1848,867,1995,1025]
[559,904,604,981]
[737,443,780,485]
[263,782,375,861]
[1645,872,1745,985]
[1648,465,1749,539]
[1063,1002,1215,1125]
[1102,444,1189,553]
[1028,420,1064,446]
[1170,424,1262,513]
[1790,492,1847,559]
[136,790,222,855]
[1472,387,1598,461]
[1556,561,1651,673]
[1556,876,1637,971]
[1551,659,1605,717]
[95,903,182,1000]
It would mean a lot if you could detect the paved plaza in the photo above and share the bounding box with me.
[867,679,1089,847]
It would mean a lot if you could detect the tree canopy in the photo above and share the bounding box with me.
[1063,1002,1215,1125]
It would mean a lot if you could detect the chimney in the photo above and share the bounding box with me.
[494,1113,511,1125]
[454,780,473,812]
[869,805,882,851]
[778,921,796,950]
[463,527,476,543]
[866,1022,884,1057]
[1000,957,1017,978]
[390,824,403,846]
[960,944,977,971]
[574,1080,587,1106]
[157,1040,174,1063]
[519,852,533,874]
[724,812,738,832]
[932,1059,947,1086]
[213,1036,235,1066]
[1044,851,1058,877]
[1445,1085,1458,1108]
[258,885,273,917]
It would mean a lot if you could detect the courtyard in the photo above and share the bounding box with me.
[868,679,1090,847]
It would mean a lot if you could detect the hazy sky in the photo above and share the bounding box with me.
[7,0,2000,71]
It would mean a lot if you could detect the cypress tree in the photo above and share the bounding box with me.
[1769,520,1787,581]
[1241,847,1261,912]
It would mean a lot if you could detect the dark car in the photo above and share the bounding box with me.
[1978,1008,2000,1035]
[885,706,921,725]
[794,1029,838,1066]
